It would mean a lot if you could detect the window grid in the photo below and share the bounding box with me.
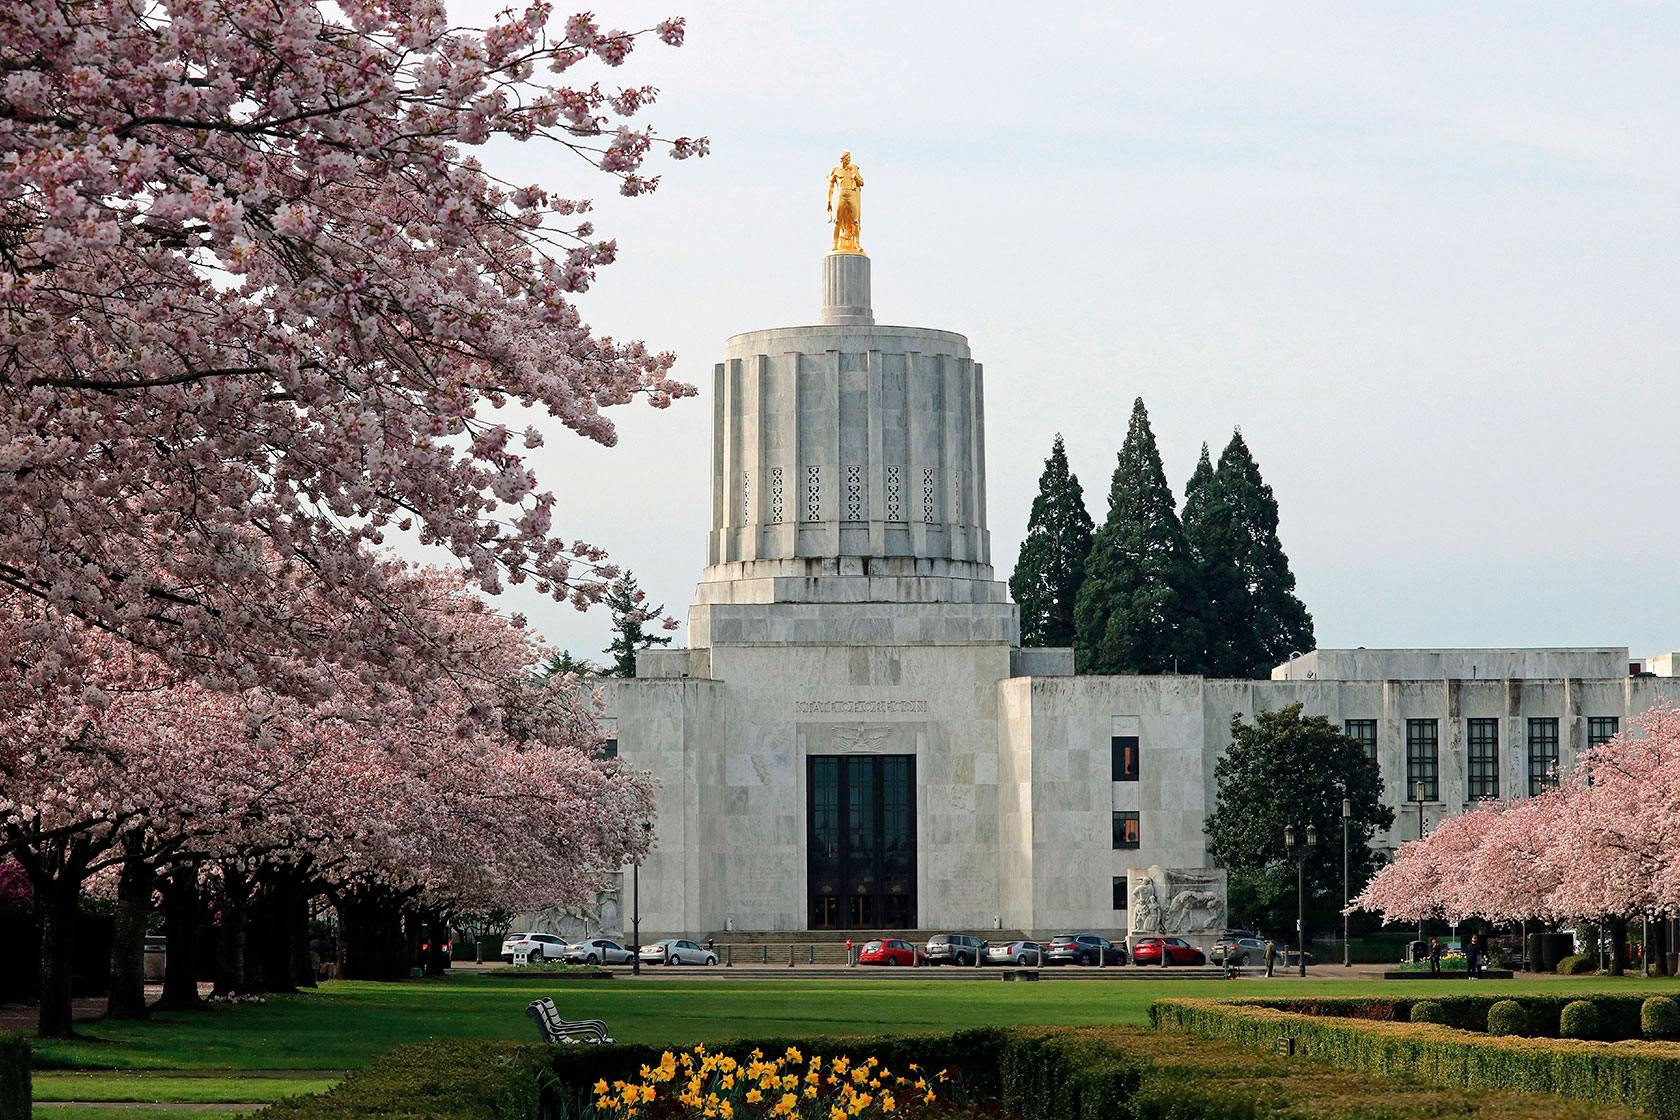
[805,464,821,522]
[885,465,902,522]
[1113,876,1128,911]
[1528,717,1560,795]
[601,737,619,760]
[921,467,937,524]
[1406,719,1439,802]
[1112,811,1140,850]
[769,466,784,524]
[845,464,863,521]
[1344,719,1377,763]
[1467,718,1499,800]
[1111,736,1139,782]
[1587,716,1619,747]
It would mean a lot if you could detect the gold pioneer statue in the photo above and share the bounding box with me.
[826,151,864,253]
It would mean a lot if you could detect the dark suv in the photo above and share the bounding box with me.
[1046,934,1125,966]
[924,933,986,965]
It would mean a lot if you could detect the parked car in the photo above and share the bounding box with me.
[924,933,986,965]
[986,940,1044,966]
[1210,937,1266,966]
[639,939,718,966]
[500,932,569,963]
[858,938,922,966]
[1222,929,1260,941]
[563,938,636,965]
[1130,937,1206,966]
[1045,934,1125,966]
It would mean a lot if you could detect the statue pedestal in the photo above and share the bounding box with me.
[820,252,872,325]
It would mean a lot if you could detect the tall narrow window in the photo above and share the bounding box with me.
[1112,811,1140,850]
[1587,716,1619,748]
[1111,736,1139,781]
[1466,719,1498,799]
[1344,720,1378,762]
[1528,717,1560,795]
[601,737,619,760]
[1406,719,1439,801]
[1113,876,1129,911]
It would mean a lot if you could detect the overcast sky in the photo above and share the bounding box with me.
[442,1,1680,665]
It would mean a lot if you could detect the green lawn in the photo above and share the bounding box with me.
[32,1075,339,1103]
[27,971,1680,1072]
[34,1110,258,1120]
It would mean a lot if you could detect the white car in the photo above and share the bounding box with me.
[639,938,718,966]
[563,938,636,965]
[500,932,569,963]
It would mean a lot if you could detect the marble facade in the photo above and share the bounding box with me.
[587,245,1680,943]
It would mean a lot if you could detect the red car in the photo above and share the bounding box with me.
[1131,937,1206,966]
[858,938,922,966]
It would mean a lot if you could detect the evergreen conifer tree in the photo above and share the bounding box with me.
[1182,430,1315,677]
[1009,435,1094,648]
[602,571,672,678]
[1073,399,1206,674]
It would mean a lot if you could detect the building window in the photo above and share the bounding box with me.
[1466,719,1498,800]
[1113,876,1128,911]
[1111,736,1139,781]
[1405,719,1439,801]
[1588,717,1619,748]
[601,737,619,759]
[1344,720,1377,762]
[1528,717,1559,795]
[1112,811,1140,850]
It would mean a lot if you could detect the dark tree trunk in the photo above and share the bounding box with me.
[1651,918,1671,977]
[156,863,204,1011]
[291,893,317,989]
[1609,915,1629,976]
[336,887,410,980]
[105,844,153,1019]
[34,874,83,1038]
[212,863,252,995]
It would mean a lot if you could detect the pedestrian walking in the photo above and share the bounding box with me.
[1429,937,1442,978]
[1264,938,1277,978]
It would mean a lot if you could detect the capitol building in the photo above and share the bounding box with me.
[596,181,1680,945]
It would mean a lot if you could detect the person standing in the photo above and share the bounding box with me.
[1429,937,1443,978]
[1264,938,1278,978]
[1466,936,1481,980]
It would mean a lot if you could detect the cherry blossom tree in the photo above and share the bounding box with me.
[1352,703,1680,975]
[1,0,700,704]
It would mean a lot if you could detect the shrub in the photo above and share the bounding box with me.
[1576,922,1601,957]
[1643,996,1680,1040]
[1555,954,1595,975]
[1410,1001,1447,1025]
[1153,997,1680,1119]
[1558,1000,1599,1040]
[0,1032,27,1120]
[1485,1001,1529,1037]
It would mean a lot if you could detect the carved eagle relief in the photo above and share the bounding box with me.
[832,724,892,752]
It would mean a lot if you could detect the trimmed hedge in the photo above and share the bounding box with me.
[1486,1000,1529,1037]
[0,1032,27,1120]
[265,1022,1645,1120]
[1557,954,1596,975]
[1644,996,1680,1040]
[1560,1000,1599,1040]
[1215,993,1665,1040]
[1153,997,1680,1119]
[1411,1000,1447,1025]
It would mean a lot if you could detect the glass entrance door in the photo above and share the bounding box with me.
[807,754,915,930]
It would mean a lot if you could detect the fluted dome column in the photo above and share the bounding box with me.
[820,252,873,325]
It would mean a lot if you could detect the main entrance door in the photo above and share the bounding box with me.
[807,755,916,930]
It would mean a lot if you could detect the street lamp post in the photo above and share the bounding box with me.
[630,820,651,977]
[1285,824,1318,978]
[1409,779,1426,943]
[1342,798,1352,968]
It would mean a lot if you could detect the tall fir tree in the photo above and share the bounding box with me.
[1073,399,1206,674]
[602,571,672,678]
[1009,435,1094,648]
[1182,430,1315,677]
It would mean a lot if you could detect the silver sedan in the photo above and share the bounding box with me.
[986,940,1043,965]
[562,938,636,965]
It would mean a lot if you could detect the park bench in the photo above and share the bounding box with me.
[525,996,614,1044]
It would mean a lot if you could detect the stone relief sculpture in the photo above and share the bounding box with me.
[1128,865,1227,937]
[1130,876,1163,933]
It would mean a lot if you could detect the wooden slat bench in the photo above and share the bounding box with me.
[525,997,614,1044]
